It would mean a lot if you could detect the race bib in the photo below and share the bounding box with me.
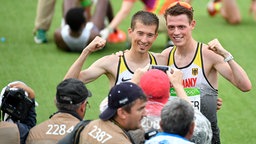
[170,87,201,111]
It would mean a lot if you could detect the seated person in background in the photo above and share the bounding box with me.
[54,0,125,52]
[129,68,212,144]
[0,81,37,144]
[77,82,147,144]
[206,0,256,24]
[26,78,91,144]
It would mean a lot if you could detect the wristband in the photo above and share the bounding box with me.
[224,53,234,62]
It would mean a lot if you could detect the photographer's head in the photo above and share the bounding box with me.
[160,98,195,139]
[0,81,35,122]
[100,82,147,130]
[55,78,91,119]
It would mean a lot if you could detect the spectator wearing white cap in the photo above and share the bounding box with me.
[26,78,91,144]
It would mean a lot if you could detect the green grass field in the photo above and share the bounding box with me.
[0,0,255,143]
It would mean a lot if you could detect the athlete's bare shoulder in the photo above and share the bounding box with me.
[161,47,173,57]
[201,43,223,64]
[152,52,168,65]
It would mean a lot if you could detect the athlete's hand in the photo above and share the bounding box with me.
[217,97,223,111]
[208,38,230,58]
[114,50,129,56]
[9,81,35,99]
[166,68,183,88]
[131,64,150,85]
[85,36,106,52]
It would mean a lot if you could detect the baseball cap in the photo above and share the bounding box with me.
[99,82,146,121]
[56,78,91,104]
[140,69,170,104]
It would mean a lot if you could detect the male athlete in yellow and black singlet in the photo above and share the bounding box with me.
[115,52,157,85]
[167,42,220,143]
[168,42,218,114]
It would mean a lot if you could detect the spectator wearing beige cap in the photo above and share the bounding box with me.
[26,78,91,144]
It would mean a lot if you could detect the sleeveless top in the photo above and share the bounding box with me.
[167,42,220,143]
[61,22,94,52]
[115,52,157,85]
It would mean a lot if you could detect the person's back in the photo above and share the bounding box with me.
[0,121,20,144]
[79,119,133,144]
[26,78,91,144]
[26,113,81,144]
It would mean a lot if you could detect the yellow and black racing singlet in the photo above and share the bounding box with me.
[115,52,157,85]
[168,42,220,143]
[168,42,217,111]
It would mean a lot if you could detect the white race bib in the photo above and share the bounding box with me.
[170,87,201,111]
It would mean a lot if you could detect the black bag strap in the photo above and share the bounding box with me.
[73,120,90,144]
[57,120,91,144]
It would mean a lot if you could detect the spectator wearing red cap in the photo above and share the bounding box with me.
[130,68,212,144]
[140,69,170,131]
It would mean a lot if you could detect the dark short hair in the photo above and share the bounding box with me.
[66,7,86,32]
[130,10,159,33]
[164,2,194,23]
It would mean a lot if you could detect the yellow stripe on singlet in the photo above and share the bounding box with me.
[119,52,157,73]
[168,42,202,68]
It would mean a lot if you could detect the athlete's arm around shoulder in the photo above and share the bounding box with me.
[64,36,106,82]
[204,39,251,92]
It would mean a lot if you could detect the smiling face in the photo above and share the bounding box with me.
[166,14,195,47]
[128,21,158,54]
[123,99,147,130]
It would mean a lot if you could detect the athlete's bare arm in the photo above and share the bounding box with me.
[80,54,119,87]
[64,36,106,81]
[204,39,251,91]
